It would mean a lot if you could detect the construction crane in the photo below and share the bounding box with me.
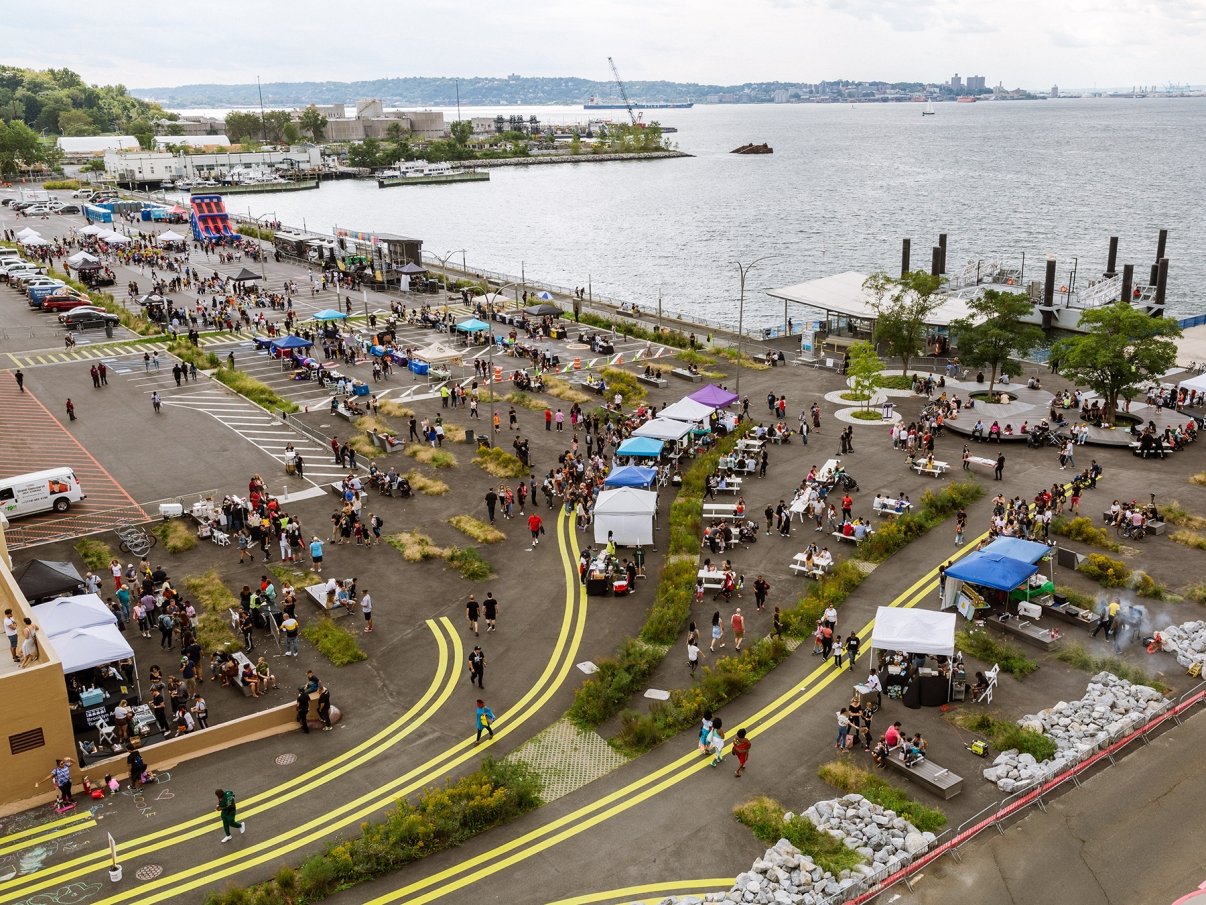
[608,56,639,126]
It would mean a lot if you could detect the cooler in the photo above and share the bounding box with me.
[159,503,184,519]
[80,688,105,707]
[612,580,629,596]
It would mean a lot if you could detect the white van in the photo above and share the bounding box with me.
[0,468,86,518]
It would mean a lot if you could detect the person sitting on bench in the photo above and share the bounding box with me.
[903,738,925,767]
[872,736,890,768]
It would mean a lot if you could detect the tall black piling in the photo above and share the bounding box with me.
[901,238,911,277]
[1105,237,1118,278]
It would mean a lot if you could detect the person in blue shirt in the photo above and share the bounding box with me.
[474,699,495,743]
[309,537,324,573]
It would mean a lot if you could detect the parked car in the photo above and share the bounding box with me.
[25,280,66,302]
[57,305,109,319]
[38,292,94,311]
[59,310,119,329]
[71,188,95,199]
[56,204,82,214]
[13,270,54,288]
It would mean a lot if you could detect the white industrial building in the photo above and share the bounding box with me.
[103,147,326,185]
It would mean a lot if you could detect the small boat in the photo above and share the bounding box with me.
[922,101,936,116]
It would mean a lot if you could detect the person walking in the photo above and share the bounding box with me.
[832,634,845,669]
[707,717,726,766]
[994,452,1005,481]
[467,645,485,688]
[90,365,100,388]
[360,590,373,633]
[731,727,751,777]
[295,687,311,733]
[4,609,19,664]
[65,398,76,422]
[710,610,725,651]
[316,685,332,731]
[485,489,498,524]
[687,636,701,675]
[309,537,324,573]
[474,699,495,743]
[281,614,300,656]
[731,608,746,650]
[482,592,498,632]
[527,512,543,545]
[14,370,24,393]
[753,575,770,612]
[835,707,851,751]
[151,391,162,414]
[466,595,480,636]
[845,632,860,672]
[772,606,784,639]
[215,788,246,842]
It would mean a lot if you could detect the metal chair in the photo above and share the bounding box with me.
[96,720,117,748]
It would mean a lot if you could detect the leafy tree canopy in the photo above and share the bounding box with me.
[949,288,1044,395]
[864,270,944,375]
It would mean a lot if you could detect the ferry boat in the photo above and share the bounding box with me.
[376,160,490,188]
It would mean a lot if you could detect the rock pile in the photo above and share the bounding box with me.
[641,794,935,905]
[1158,620,1206,671]
[982,672,1170,793]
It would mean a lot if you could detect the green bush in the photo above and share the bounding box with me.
[300,617,369,667]
[1133,571,1172,600]
[777,560,867,639]
[1055,642,1171,693]
[567,638,666,728]
[1051,516,1121,552]
[447,546,494,581]
[734,795,865,877]
[1078,553,1131,588]
[168,339,221,371]
[472,446,526,478]
[43,179,81,190]
[203,758,541,905]
[575,310,693,349]
[955,629,1038,679]
[878,374,915,390]
[817,760,948,832]
[151,519,198,553]
[639,558,697,645]
[185,570,241,653]
[950,711,1058,762]
[1055,585,1097,610]
[74,537,115,572]
[600,367,647,402]
[613,636,791,756]
[1170,529,1206,551]
[214,367,299,413]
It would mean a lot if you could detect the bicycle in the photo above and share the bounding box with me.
[115,524,157,557]
[1116,522,1147,542]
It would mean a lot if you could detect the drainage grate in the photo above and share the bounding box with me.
[135,864,164,881]
[275,753,298,766]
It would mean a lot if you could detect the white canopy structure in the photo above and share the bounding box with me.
[100,231,132,245]
[19,235,50,246]
[412,341,463,364]
[52,625,134,675]
[66,251,99,267]
[76,224,105,236]
[869,606,956,658]
[16,227,41,240]
[156,229,186,242]
[657,398,716,422]
[32,594,116,636]
[471,292,513,307]
[1177,372,1206,394]
[593,487,658,546]
[632,418,694,442]
[766,271,977,329]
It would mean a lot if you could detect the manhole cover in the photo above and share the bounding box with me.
[135,864,163,881]
[275,753,298,766]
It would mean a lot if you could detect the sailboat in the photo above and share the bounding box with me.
[922,101,936,116]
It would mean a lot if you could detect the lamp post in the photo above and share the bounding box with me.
[436,248,466,290]
[484,280,519,445]
[731,256,775,396]
[248,209,273,283]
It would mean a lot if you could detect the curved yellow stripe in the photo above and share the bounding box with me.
[543,878,735,905]
[84,509,588,905]
[0,816,96,859]
[0,616,459,901]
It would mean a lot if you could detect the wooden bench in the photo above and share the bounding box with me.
[304,580,353,617]
[637,373,669,388]
[670,368,702,383]
[882,752,963,799]
[912,461,950,478]
[702,503,738,521]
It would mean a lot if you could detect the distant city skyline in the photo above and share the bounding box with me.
[3,0,1204,92]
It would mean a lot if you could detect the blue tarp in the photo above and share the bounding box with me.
[616,437,664,458]
[983,537,1051,565]
[604,465,658,488]
[943,552,1038,592]
[456,318,490,333]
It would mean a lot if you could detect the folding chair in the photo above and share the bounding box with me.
[96,720,117,748]
[212,530,231,547]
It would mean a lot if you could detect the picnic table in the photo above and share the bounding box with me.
[872,497,912,517]
[789,553,832,579]
[965,455,996,469]
[702,502,738,521]
[716,477,743,495]
[912,460,950,477]
[737,438,764,454]
[696,569,727,590]
[833,527,874,544]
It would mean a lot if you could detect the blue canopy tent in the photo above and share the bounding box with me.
[616,437,664,458]
[269,335,314,351]
[604,465,658,488]
[941,551,1038,615]
[983,537,1051,564]
[456,318,490,333]
[312,309,348,321]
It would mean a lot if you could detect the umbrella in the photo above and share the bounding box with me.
[538,291,553,300]
[523,303,562,317]
[230,267,261,282]
[313,309,348,321]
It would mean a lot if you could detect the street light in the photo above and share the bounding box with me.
[248,209,274,283]
[436,248,467,290]
[731,256,775,396]
[484,281,520,445]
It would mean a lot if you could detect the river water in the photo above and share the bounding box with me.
[204,98,1206,330]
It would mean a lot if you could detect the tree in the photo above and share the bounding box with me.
[57,108,98,136]
[1052,302,1181,422]
[298,105,326,142]
[225,110,262,144]
[261,110,293,144]
[0,119,44,177]
[949,288,1044,396]
[863,270,944,376]
[845,341,883,411]
[568,131,582,156]
[450,119,472,145]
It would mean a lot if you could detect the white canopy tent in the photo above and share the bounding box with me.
[32,593,116,636]
[657,398,716,422]
[99,230,132,245]
[66,251,99,267]
[413,341,464,365]
[52,625,134,674]
[593,487,658,546]
[1177,372,1206,394]
[19,235,50,246]
[869,606,956,658]
[76,224,105,236]
[471,292,513,307]
[156,229,186,242]
[16,227,42,240]
[632,418,694,443]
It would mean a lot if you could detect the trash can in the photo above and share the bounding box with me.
[104,322,114,338]
[464,429,475,444]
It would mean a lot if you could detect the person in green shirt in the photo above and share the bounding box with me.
[215,788,245,842]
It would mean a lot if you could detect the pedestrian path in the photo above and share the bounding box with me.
[158,389,349,484]
[3,333,236,369]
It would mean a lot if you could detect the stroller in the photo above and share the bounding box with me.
[737,520,759,544]
[834,472,860,493]
[1027,425,1064,448]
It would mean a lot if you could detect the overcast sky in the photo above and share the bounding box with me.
[7,0,1204,91]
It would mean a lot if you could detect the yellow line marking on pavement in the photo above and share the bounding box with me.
[34,356,47,365]
[0,617,460,900]
[0,812,96,857]
[364,537,987,905]
[70,512,587,905]
[5,353,20,366]
[543,879,736,905]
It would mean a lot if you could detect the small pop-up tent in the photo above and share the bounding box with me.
[16,560,84,601]
[632,419,694,443]
[523,302,562,317]
[940,551,1039,612]
[230,267,261,282]
[269,335,314,352]
[870,606,956,658]
[689,384,740,408]
[66,251,99,268]
[604,465,658,488]
[52,625,134,674]
[593,487,658,546]
[156,229,187,242]
[312,309,348,321]
[413,341,464,364]
[616,436,664,458]
[455,318,490,333]
[657,397,716,423]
